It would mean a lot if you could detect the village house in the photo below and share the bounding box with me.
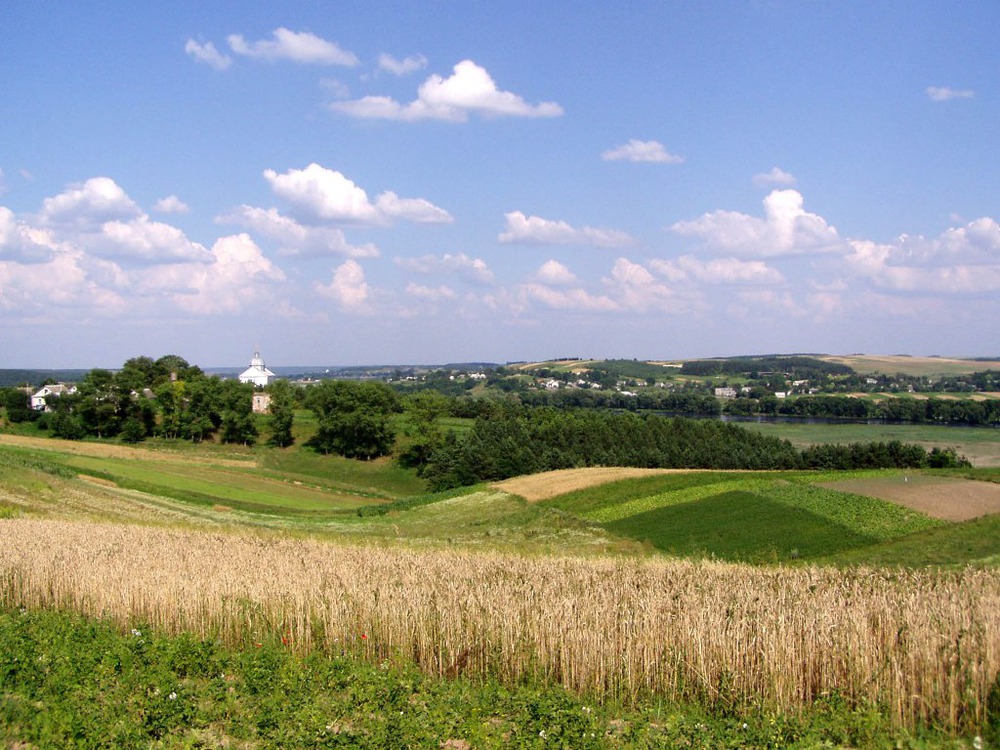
[31,383,76,411]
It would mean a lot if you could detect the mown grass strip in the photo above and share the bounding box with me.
[61,455,375,513]
[0,445,77,480]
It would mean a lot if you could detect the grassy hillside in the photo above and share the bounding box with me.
[2,430,1000,746]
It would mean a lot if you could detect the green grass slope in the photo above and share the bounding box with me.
[604,490,878,563]
[541,471,957,565]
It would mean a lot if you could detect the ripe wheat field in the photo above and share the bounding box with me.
[2,518,998,733]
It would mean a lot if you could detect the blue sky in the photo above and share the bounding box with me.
[2,2,998,368]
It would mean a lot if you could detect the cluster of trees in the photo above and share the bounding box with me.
[304,380,399,459]
[1,355,271,446]
[799,442,967,470]
[415,405,969,490]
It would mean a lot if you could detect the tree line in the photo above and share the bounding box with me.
[723,393,1000,426]
[416,405,969,490]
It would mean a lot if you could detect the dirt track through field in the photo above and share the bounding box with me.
[494,467,692,502]
[820,475,1000,521]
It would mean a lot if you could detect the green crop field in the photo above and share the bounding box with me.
[537,470,968,564]
[605,490,878,562]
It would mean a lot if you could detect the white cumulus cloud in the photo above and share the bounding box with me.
[672,189,844,258]
[98,216,211,264]
[533,260,579,286]
[499,211,633,248]
[602,258,690,313]
[264,164,451,225]
[0,207,55,263]
[331,60,563,121]
[315,259,372,311]
[141,233,287,315]
[33,178,208,265]
[228,28,358,66]
[0,245,127,315]
[40,177,142,230]
[601,139,683,164]
[845,217,1000,294]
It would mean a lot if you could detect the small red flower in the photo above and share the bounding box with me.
[361,634,368,640]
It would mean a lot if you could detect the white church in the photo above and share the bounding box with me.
[238,350,276,387]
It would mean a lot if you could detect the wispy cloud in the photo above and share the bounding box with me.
[499,211,633,248]
[218,205,379,259]
[227,28,358,66]
[394,253,495,286]
[153,195,190,214]
[650,255,784,286]
[925,86,975,102]
[378,53,428,76]
[752,167,796,188]
[601,139,683,164]
[185,39,232,70]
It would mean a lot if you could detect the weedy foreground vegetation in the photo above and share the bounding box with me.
[2,417,1000,747]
